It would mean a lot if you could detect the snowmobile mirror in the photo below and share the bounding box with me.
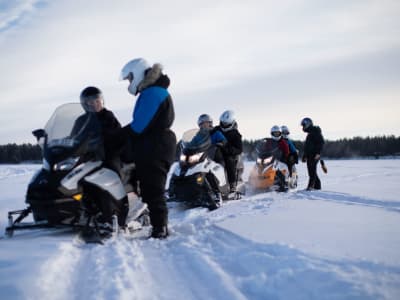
[32,129,46,141]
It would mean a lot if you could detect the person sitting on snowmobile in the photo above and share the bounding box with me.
[281,125,298,177]
[270,125,290,191]
[212,110,243,194]
[71,86,122,170]
[197,114,226,165]
[70,87,130,228]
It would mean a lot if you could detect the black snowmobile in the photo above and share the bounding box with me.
[168,129,245,210]
[5,103,149,242]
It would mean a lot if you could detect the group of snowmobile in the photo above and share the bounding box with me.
[4,104,298,242]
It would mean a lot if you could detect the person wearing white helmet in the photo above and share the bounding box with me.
[212,110,243,193]
[120,58,176,239]
[269,125,290,191]
[270,125,289,158]
[281,125,299,176]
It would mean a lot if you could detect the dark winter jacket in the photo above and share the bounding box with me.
[125,64,176,164]
[278,138,290,160]
[96,108,121,161]
[71,108,121,161]
[258,138,288,162]
[212,125,242,157]
[303,126,324,158]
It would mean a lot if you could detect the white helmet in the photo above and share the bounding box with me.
[219,110,236,131]
[120,58,151,96]
[270,125,282,141]
[281,125,290,138]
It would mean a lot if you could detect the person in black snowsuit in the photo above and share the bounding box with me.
[120,58,176,239]
[212,110,243,193]
[301,117,324,190]
[71,86,128,226]
[71,86,122,166]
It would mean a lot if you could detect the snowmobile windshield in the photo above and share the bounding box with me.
[43,103,101,149]
[255,138,281,159]
[181,128,211,155]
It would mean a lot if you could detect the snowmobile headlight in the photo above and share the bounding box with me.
[53,157,79,171]
[180,154,186,162]
[196,175,203,184]
[188,152,204,164]
[257,158,262,164]
[263,157,273,164]
[72,193,83,201]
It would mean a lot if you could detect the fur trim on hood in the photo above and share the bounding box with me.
[137,63,163,92]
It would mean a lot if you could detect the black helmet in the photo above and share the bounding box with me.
[80,86,103,112]
[301,117,313,131]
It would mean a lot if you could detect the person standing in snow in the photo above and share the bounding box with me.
[120,58,176,239]
[212,110,243,194]
[300,117,325,190]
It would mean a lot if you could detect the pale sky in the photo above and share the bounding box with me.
[1,0,400,144]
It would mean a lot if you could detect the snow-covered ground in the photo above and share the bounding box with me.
[1,160,400,300]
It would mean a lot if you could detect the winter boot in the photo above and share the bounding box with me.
[151,225,169,239]
[207,193,221,211]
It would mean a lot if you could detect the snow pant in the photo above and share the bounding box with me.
[287,153,298,177]
[131,130,176,229]
[306,158,321,189]
[207,145,225,167]
[224,155,238,190]
[135,159,171,228]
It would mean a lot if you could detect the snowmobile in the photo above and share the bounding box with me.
[5,103,149,242]
[248,138,298,192]
[168,128,245,210]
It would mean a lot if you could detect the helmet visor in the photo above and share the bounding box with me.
[271,131,281,137]
[220,121,231,128]
[120,71,134,82]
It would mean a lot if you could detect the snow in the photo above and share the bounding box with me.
[1,160,400,300]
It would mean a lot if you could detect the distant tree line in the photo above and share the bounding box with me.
[0,144,42,164]
[243,135,400,160]
[1,135,400,163]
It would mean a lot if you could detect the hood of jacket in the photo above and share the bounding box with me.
[137,63,170,92]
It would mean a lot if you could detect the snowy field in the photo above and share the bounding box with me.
[0,160,400,300]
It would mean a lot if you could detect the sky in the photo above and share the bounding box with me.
[0,0,400,144]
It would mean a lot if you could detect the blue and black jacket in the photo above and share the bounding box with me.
[128,74,176,163]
